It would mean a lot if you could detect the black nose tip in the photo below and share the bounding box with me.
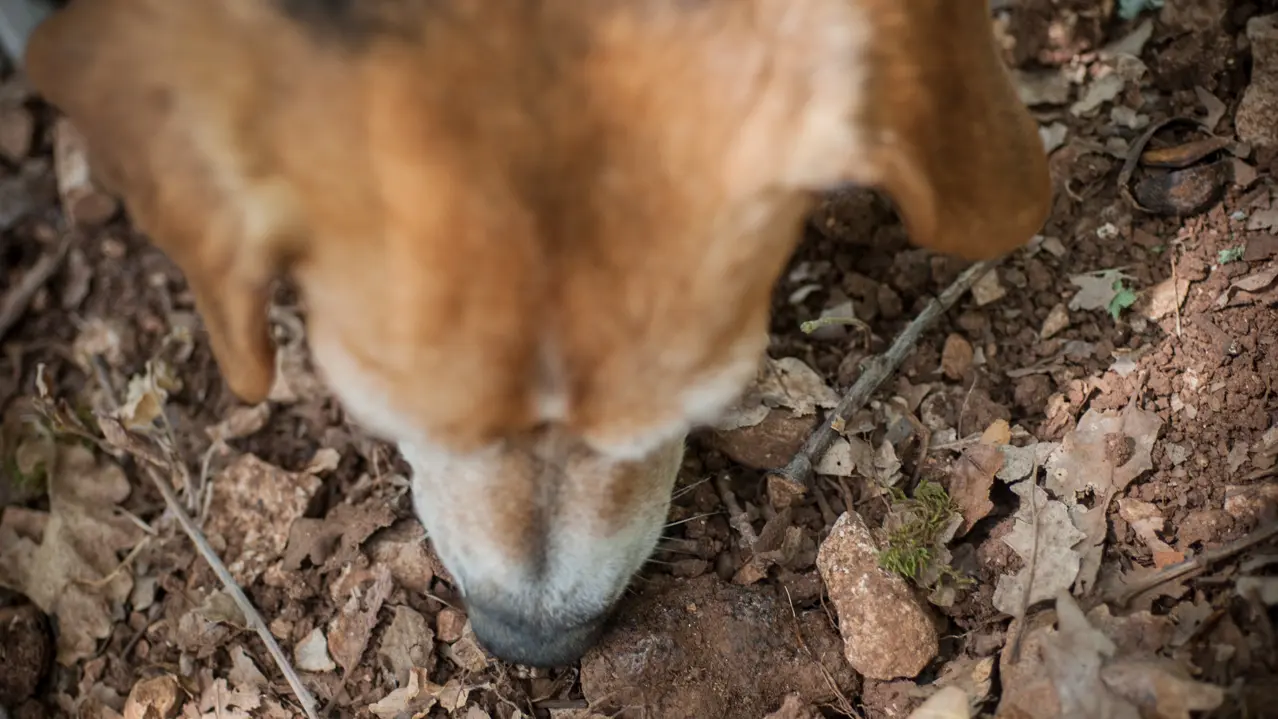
[467,603,607,667]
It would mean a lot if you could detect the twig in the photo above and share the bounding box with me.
[769,259,1002,488]
[782,586,860,718]
[93,410,319,719]
[1170,243,1183,338]
[1115,521,1278,607]
[137,455,321,719]
[0,235,70,342]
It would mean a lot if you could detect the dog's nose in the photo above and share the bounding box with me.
[466,600,608,667]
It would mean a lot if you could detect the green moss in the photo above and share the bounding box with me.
[877,480,967,588]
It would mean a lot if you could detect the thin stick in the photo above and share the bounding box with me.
[1170,243,1183,338]
[1115,521,1278,607]
[770,259,1001,488]
[714,472,759,548]
[139,458,320,719]
[0,236,70,341]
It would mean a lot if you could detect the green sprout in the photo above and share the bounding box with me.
[1107,280,1138,321]
[1218,246,1245,265]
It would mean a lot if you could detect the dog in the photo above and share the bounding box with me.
[8,0,1050,667]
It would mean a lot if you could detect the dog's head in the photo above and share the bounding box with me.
[26,0,1050,666]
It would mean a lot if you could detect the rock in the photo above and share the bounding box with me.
[0,604,51,705]
[436,607,468,644]
[941,334,975,380]
[815,513,939,680]
[581,576,856,719]
[1237,15,1278,148]
[365,520,440,595]
[704,410,818,471]
[1040,303,1071,339]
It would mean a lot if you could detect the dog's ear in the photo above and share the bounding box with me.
[843,0,1052,260]
[25,0,299,402]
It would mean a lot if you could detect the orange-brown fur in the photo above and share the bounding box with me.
[24,0,1051,666]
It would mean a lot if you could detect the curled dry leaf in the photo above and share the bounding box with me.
[123,676,181,719]
[368,667,441,718]
[1132,160,1231,216]
[117,360,183,431]
[1139,137,1231,168]
[947,444,1002,537]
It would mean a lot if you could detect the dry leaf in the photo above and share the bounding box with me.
[1236,576,1278,605]
[1046,401,1162,592]
[205,404,271,443]
[906,686,971,719]
[116,360,182,431]
[1117,498,1174,555]
[1139,277,1190,321]
[437,678,469,712]
[1039,594,1142,719]
[204,453,324,585]
[0,443,143,664]
[328,565,394,676]
[714,356,839,431]
[815,436,874,478]
[948,445,1002,536]
[123,675,181,719]
[227,646,267,690]
[180,678,260,719]
[378,605,435,686]
[971,269,1006,306]
[368,667,441,719]
[1101,659,1224,719]
[992,482,1086,617]
[294,627,336,673]
[1068,269,1134,313]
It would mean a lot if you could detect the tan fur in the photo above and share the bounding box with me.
[24,0,1051,665]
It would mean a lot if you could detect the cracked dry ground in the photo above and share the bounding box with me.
[2,1,1278,718]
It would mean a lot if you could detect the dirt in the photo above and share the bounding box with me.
[1,1,1277,718]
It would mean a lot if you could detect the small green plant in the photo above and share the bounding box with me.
[1107,279,1138,320]
[877,480,958,581]
[1218,246,1245,265]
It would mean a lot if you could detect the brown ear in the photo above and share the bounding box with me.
[25,0,295,402]
[849,0,1052,260]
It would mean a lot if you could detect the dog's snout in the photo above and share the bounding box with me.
[467,600,608,667]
